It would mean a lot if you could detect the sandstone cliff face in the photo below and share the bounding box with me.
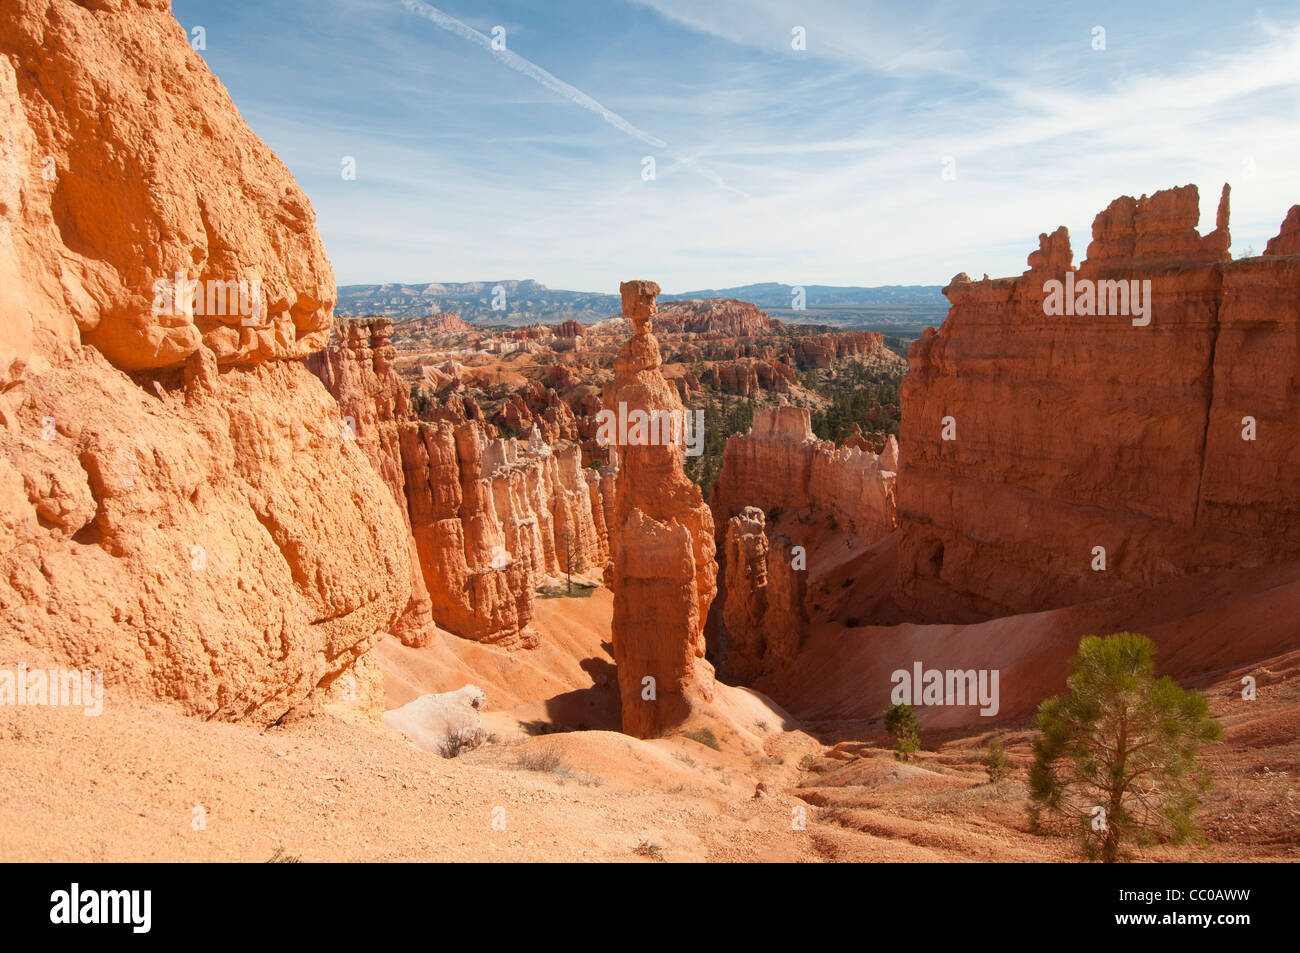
[721,508,807,683]
[700,359,795,396]
[399,419,534,645]
[709,405,895,682]
[1,352,411,722]
[606,281,717,738]
[0,0,410,722]
[493,380,582,444]
[305,319,436,647]
[712,406,898,542]
[0,0,333,374]
[895,184,1300,621]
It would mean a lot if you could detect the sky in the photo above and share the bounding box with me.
[172,0,1300,292]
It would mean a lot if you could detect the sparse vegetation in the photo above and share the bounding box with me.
[558,528,583,593]
[409,381,432,419]
[986,736,1011,782]
[808,364,903,445]
[535,581,597,599]
[885,702,921,761]
[633,840,665,861]
[516,750,564,773]
[438,727,482,759]
[1028,632,1224,863]
[684,395,757,499]
[515,748,601,786]
[683,726,721,750]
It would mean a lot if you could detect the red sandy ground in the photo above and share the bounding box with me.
[0,584,1293,862]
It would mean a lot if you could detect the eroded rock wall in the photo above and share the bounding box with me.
[305,319,437,646]
[895,184,1300,621]
[310,318,611,647]
[712,405,898,542]
[0,0,333,373]
[709,405,893,682]
[0,0,410,722]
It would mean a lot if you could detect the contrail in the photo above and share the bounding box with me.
[400,0,750,199]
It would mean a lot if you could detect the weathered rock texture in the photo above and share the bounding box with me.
[305,319,437,646]
[710,405,896,682]
[654,298,772,336]
[896,184,1300,621]
[0,0,410,722]
[606,281,717,738]
[0,0,333,373]
[309,319,610,646]
[712,406,898,542]
[721,508,807,683]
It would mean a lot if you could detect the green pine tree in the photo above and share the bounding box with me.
[986,736,1011,782]
[885,702,921,761]
[1028,632,1223,862]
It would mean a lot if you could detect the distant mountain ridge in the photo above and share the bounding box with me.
[337,280,948,332]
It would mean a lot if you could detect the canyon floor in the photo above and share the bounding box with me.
[1,587,1293,863]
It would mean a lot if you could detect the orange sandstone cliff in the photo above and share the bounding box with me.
[712,405,898,542]
[709,405,897,681]
[305,319,438,647]
[0,0,410,721]
[895,183,1300,622]
[0,0,333,373]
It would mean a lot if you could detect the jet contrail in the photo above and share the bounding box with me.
[400,0,750,199]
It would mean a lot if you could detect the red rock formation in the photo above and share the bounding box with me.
[895,184,1300,622]
[717,504,806,686]
[1264,206,1300,256]
[400,419,534,644]
[492,380,581,444]
[310,318,612,647]
[0,0,409,722]
[654,298,772,336]
[606,280,717,738]
[665,329,892,373]
[722,508,770,684]
[712,406,898,542]
[791,330,889,368]
[700,359,795,396]
[719,508,808,683]
[305,319,436,646]
[709,406,895,682]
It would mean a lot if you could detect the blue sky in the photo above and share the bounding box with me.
[172,0,1300,292]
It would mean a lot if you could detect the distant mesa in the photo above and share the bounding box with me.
[396,312,473,334]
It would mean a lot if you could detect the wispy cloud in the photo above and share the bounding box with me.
[399,0,751,198]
